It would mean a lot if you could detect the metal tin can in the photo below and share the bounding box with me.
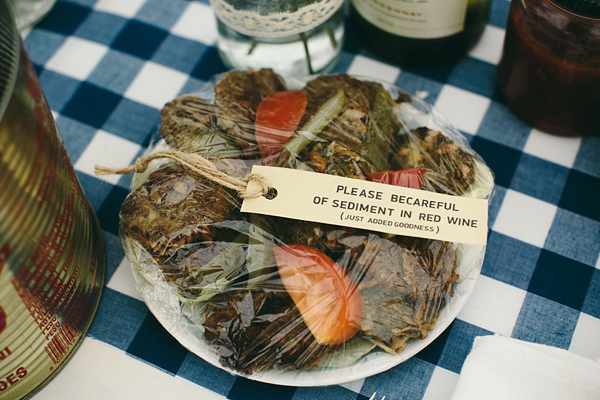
[0,1,105,399]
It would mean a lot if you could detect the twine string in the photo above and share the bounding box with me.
[94,150,271,199]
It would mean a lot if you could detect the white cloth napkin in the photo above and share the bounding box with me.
[450,335,600,400]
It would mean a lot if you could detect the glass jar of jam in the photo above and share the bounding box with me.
[497,0,600,136]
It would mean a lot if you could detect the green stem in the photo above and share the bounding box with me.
[247,40,258,55]
[299,32,314,75]
[325,23,337,49]
[291,0,314,75]
[277,90,345,166]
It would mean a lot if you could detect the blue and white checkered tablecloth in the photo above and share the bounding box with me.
[19,0,600,398]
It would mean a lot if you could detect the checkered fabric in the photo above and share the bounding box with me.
[23,0,600,399]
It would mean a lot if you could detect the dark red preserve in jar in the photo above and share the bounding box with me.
[497,0,600,136]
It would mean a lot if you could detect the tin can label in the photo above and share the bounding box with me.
[0,40,105,400]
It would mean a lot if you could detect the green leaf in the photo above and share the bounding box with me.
[180,236,248,302]
[360,85,397,171]
[318,336,378,368]
[277,89,345,167]
[246,214,279,290]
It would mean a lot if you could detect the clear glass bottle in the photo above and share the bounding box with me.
[497,0,600,136]
[211,0,345,76]
[349,0,491,66]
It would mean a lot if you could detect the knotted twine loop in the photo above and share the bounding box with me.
[94,150,271,199]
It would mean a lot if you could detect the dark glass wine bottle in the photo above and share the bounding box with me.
[349,0,491,66]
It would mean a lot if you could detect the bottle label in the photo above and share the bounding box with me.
[210,0,344,37]
[241,166,489,245]
[351,0,468,39]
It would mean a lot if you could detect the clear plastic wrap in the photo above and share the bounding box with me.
[118,70,495,386]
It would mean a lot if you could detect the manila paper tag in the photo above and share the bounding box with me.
[241,166,489,245]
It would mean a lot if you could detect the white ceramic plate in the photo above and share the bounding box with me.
[124,74,493,386]
[131,252,481,386]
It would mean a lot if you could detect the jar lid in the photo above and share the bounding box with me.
[551,0,600,18]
